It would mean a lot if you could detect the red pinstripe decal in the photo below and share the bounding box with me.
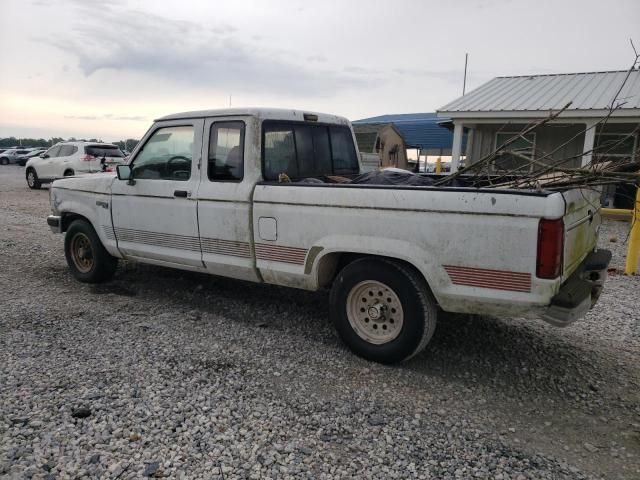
[255,244,308,265]
[444,265,532,293]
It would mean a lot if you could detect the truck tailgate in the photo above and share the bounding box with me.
[562,188,602,278]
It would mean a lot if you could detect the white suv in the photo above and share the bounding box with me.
[25,142,126,189]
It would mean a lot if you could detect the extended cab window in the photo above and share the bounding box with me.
[132,126,194,181]
[208,121,245,181]
[262,122,359,180]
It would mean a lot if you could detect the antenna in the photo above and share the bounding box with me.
[463,53,468,96]
[229,94,232,107]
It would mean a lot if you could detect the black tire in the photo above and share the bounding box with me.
[330,257,437,364]
[26,168,41,189]
[0,157,8,165]
[63,169,74,176]
[64,220,118,283]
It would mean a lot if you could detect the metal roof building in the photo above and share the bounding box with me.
[437,70,640,172]
[439,70,640,117]
[353,112,464,153]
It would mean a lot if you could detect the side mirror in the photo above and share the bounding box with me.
[116,164,132,181]
[40,153,49,159]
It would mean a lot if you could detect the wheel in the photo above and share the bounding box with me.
[0,157,8,165]
[26,168,41,189]
[63,169,74,176]
[330,258,437,364]
[64,220,118,283]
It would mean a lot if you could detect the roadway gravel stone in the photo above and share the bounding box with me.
[1,165,638,479]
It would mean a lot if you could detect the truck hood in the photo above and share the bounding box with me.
[51,172,117,195]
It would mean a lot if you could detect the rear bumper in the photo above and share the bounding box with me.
[47,215,61,234]
[542,249,612,327]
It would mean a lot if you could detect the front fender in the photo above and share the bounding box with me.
[50,187,121,258]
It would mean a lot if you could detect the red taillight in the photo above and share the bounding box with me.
[537,218,564,279]
[82,154,96,161]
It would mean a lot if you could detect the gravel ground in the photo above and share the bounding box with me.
[1,165,638,480]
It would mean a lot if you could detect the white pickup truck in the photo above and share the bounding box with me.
[47,108,611,363]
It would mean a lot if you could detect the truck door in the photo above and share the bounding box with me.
[196,116,260,282]
[110,120,203,267]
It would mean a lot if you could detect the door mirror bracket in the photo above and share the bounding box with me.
[116,165,136,185]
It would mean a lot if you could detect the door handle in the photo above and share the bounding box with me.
[174,190,188,198]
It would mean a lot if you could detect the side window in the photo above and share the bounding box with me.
[58,145,75,157]
[58,145,72,157]
[208,121,245,181]
[131,126,194,181]
[329,127,359,174]
[46,145,62,158]
[264,126,296,180]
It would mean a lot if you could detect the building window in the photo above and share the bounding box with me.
[594,132,637,161]
[494,132,536,173]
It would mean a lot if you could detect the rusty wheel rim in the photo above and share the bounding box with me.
[70,232,94,273]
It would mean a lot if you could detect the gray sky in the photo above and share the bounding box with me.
[1,0,638,141]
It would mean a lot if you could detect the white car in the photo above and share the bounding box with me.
[46,108,610,363]
[1,148,34,165]
[25,141,126,189]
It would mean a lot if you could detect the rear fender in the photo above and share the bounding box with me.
[309,235,444,302]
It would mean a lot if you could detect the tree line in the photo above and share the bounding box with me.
[0,137,139,151]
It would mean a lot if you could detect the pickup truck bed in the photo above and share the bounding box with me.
[46,107,611,363]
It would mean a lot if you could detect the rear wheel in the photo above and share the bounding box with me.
[63,169,74,176]
[64,220,117,283]
[330,257,437,364]
[26,168,41,189]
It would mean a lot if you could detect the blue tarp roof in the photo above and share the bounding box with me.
[353,112,464,151]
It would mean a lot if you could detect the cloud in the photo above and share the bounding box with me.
[307,55,327,63]
[64,115,98,120]
[344,66,381,76]
[46,4,373,97]
[65,114,147,121]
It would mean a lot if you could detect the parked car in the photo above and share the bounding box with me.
[25,142,126,188]
[17,149,47,166]
[1,148,34,165]
[46,108,611,364]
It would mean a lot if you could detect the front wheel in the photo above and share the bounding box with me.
[330,258,437,364]
[0,158,9,165]
[64,220,118,283]
[26,169,41,189]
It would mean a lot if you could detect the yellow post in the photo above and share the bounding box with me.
[435,157,442,174]
[624,186,640,275]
